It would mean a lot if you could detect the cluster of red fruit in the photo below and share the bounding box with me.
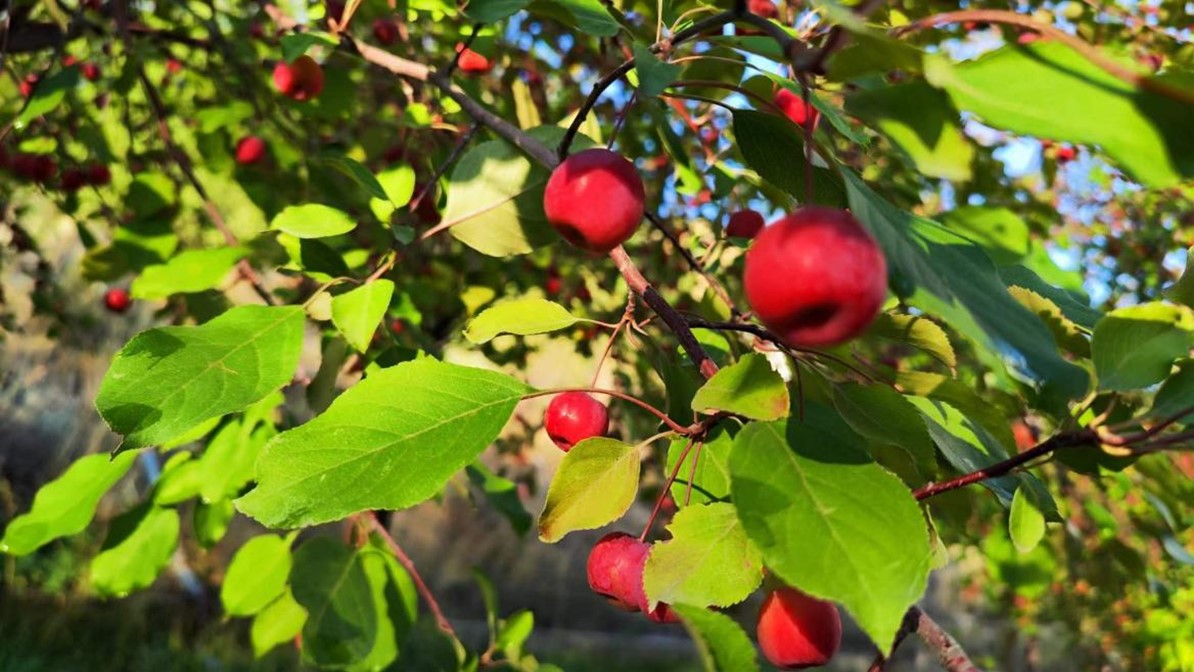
[587,530,842,668]
[543,145,887,349]
[538,83,885,666]
[0,147,111,190]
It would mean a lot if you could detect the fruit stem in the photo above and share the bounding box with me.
[523,387,691,436]
[362,512,459,640]
[640,437,697,542]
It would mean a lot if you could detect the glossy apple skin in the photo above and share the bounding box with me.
[456,45,492,74]
[104,288,132,313]
[585,532,680,623]
[743,207,887,348]
[757,587,842,670]
[727,210,765,239]
[273,55,324,102]
[545,391,609,451]
[373,18,399,45]
[773,89,819,129]
[236,136,267,165]
[543,148,645,253]
[748,0,778,19]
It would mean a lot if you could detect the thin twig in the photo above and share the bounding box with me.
[644,213,740,318]
[894,9,1194,107]
[364,512,459,640]
[641,438,695,541]
[912,606,980,672]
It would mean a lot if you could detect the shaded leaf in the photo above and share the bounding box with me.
[674,604,759,672]
[539,438,640,543]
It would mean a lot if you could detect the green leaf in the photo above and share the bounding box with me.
[729,421,930,650]
[928,43,1194,188]
[196,101,255,133]
[732,110,846,207]
[198,401,280,503]
[290,537,379,668]
[270,204,358,239]
[237,358,530,528]
[280,32,339,62]
[643,503,763,609]
[464,298,581,344]
[1009,486,1046,554]
[91,506,181,597]
[908,396,1059,520]
[844,170,1089,406]
[1149,360,1194,422]
[0,452,137,556]
[495,611,534,659]
[14,67,79,130]
[465,0,531,22]
[633,45,681,98]
[194,498,235,548]
[826,31,923,82]
[529,0,621,36]
[97,305,305,451]
[867,314,956,369]
[466,462,532,536]
[538,438,641,543]
[831,383,936,479]
[673,604,760,672]
[846,81,973,181]
[1164,246,1194,308]
[690,353,789,421]
[370,165,417,222]
[130,247,247,299]
[222,534,295,617]
[1092,302,1194,391]
[1008,286,1091,357]
[153,458,205,505]
[252,589,308,659]
[444,126,593,257]
[317,152,389,201]
[938,207,1030,265]
[332,280,396,352]
[668,426,733,506]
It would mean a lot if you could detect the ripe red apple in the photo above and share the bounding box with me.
[61,168,88,192]
[11,154,56,183]
[273,55,324,102]
[235,136,267,165]
[757,587,842,670]
[748,0,779,19]
[544,391,608,451]
[743,207,887,348]
[456,44,492,74]
[772,88,819,130]
[87,163,111,186]
[104,287,132,313]
[586,532,679,623]
[19,73,39,98]
[373,18,399,45]
[543,148,645,253]
[726,209,765,239]
[81,63,101,81]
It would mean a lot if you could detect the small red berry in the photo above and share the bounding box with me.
[19,73,39,98]
[1055,146,1077,163]
[81,63,101,81]
[87,164,111,186]
[772,88,819,129]
[372,18,399,45]
[544,391,608,451]
[456,44,492,75]
[235,136,267,165]
[747,0,779,19]
[757,587,842,670]
[543,148,645,253]
[273,55,324,102]
[104,288,132,313]
[61,168,88,192]
[726,210,766,239]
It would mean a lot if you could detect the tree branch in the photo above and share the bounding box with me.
[912,606,980,672]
